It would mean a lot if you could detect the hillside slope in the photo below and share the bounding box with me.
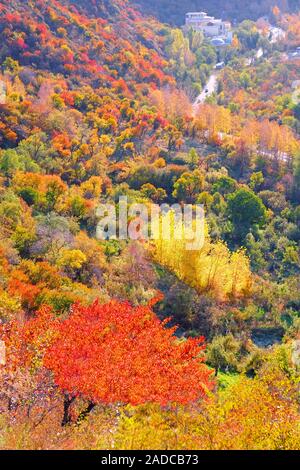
[0,0,173,92]
[0,0,300,451]
[0,0,178,150]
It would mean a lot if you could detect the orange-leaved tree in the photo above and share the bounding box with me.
[43,300,214,425]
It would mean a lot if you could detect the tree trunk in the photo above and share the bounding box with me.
[62,395,75,426]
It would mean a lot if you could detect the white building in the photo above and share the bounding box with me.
[185,12,230,38]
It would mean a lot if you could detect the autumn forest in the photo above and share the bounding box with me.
[0,0,300,451]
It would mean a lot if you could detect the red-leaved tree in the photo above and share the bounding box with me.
[44,300,214,424]
[1,300,214,425]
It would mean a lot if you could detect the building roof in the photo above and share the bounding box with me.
[211,37,225,45]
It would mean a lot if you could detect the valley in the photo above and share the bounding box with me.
[0,0,299,451]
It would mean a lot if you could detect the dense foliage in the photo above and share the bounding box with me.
[0,0,299,450]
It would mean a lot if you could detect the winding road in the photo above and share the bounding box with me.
[192,73,218,115]
[192,23,285,116]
